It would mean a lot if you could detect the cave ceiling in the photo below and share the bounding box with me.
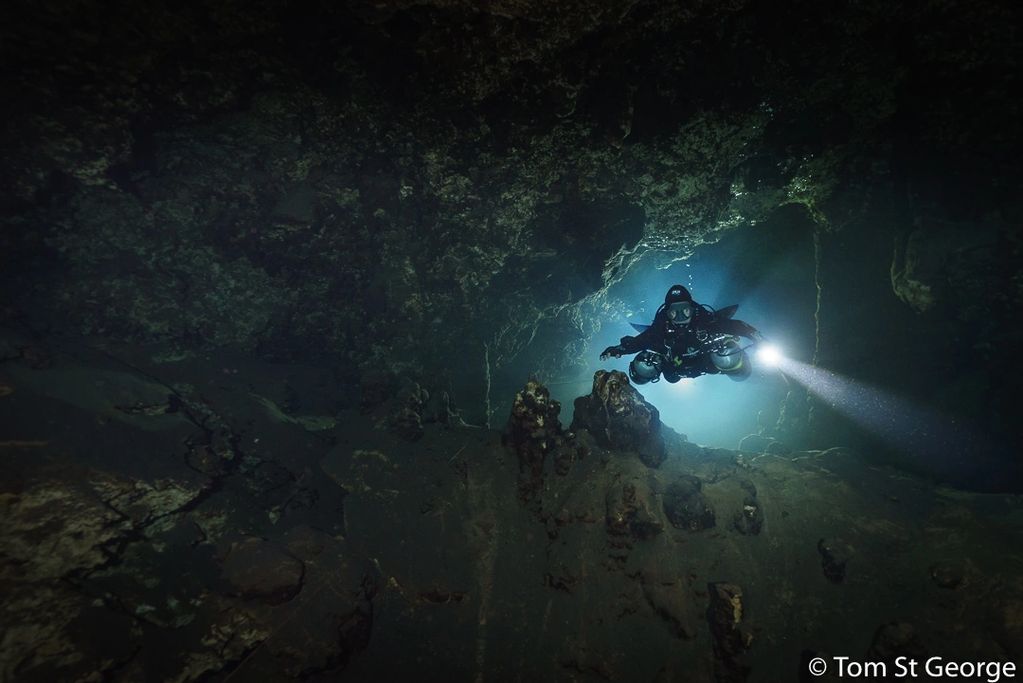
[0,0,1019,391]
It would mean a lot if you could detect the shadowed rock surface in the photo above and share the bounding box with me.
[571,369,666,468]
[4,342,1021,680]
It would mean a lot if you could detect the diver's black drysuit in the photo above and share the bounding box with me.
[600,285,761,383]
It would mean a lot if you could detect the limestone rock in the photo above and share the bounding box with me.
[868,621,928,663]
[504,378,570,499]
[706,582,752,683]
[605,480,663,540]
[388,381,429,441]
[571,370,666,468]
[817,537,854,584]
[732,480,764,536]
[1,478,130,581]
[662,475,715,531]
[642,579,698,640]
[359,369,397,412]
[929,561,966,589]
[221,537,305,605]
[264,537,379,677]
[422,390,465,426]
[171,603,271,682]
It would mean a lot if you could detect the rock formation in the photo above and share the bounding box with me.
[571,369,666,467]
[1,335,1022,680]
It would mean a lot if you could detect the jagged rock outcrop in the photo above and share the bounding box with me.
[706,583,752,683]
[641,576,700,641]
[571,370,666,467]
[387,380,429,441]
[731,479,763,536]
[503,378,578,500]
[0,334,367,681]
[662,474,716,531]
[4,342,1023,680]
[605,479,663,540]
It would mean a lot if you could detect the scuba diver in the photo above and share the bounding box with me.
[600,284,764,384]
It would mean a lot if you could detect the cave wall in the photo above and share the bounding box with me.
[1,0,1019,430]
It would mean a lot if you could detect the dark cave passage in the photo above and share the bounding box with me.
[1,0,1021,680]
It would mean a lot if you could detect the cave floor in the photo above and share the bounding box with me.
[2,331,1021,682]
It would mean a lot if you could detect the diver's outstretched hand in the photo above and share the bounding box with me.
[600,345,623,361]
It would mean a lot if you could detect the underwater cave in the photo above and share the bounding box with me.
[1,1,1022,681]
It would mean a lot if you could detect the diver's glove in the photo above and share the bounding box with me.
[600,345,624,361]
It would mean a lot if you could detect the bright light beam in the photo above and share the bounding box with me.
[772,355,990,475]
[755,344,783,368]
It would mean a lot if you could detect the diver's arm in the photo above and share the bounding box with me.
[600,327,659,359]
[618,331,655,353]
[714,318,762,341]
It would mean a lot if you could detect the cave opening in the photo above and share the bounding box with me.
[536,202,818,450]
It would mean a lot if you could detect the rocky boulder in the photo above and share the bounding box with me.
[706,582,752,683]
[571,370,666,468]
[221,537,306,605]
[504,379,571,500]
[662,475,716,531]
